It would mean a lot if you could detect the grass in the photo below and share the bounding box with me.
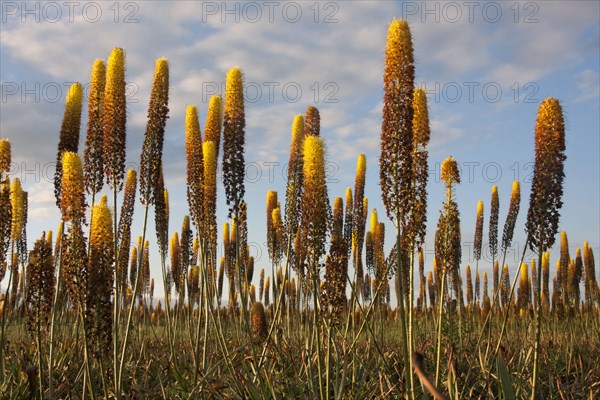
[2,301,599,399]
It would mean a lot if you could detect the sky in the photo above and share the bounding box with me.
[1,0,599,302]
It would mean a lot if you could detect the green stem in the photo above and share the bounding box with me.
[112,183,121,398]
[117,203,150,393]
[408,245,416,400]
[434,269,447,388]
[531,247,544,399]
[311,266,325,400]
[0,242,15,377]
[36,302,44,400]
[79,306,96,399]
[48,238,63,399]
[490,238,529,364]
[395,214,411,398]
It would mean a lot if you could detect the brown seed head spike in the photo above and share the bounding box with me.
[304,106,321,137]
[222,67,246,218]
[410,88,430,248]
[473,200,484,261]
[180,216,193,292]
[251,302,268,339]
[435,156,461,283]
[284,115,305,243]
[83,59,106,195]
[441,156,460,187]
[129,246,138,291]
[380,19,415,223]
[489,185,500,261]
[583,242,597,307]
[154,170,169,258]
[17,191,28,266]
[204,95,223,156]
[266,191,280,265]
[502,181,521,251]
[0,178,12,272]
[103,48,127,191]
[26,234,55,335]
[0,139,11,174]
[186,105,204,232]
[526,97,566,252]
[466,265,473,305]
[332,197,344,240]
[140,58,170,206]
[116,169,137,291]
[343,188,353,257]
[323,232,348,326]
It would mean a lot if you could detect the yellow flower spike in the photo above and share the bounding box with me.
[272,207,284,248]
[54,82,84,204]
[300,135,328,271]
[380,19,414,221]
[441,156,460,186]
[332,197,344,239]
[10,178,24,242]
[412,88,430,147]
[0,139,11,174]
[474,200,484,262]
[202,140,218,268]
[291,114,305,146]
[204,95,223,153]
[526,97,566,255]
[303,136,325,186]
[103,47,127,190]
[91,196,114,250]
[60,152,85,223]
[369,209,378,235]
[87,194,115,352]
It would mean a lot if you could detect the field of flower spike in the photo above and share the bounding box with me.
[0,19,599,400]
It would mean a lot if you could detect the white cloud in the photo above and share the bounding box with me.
[573,69,600,103]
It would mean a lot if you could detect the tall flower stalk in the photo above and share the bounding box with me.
[489,185,499,282]
[526,98,566,399]
[300,135,328,398]
[118,57,169,397]
[380,19,415,395]
[407,87,430,383]
[58,152,95,397]
[352,154,366,300]
[26,233,55,400]
[434,156,461,387]
[473,200,484,306]
[102,47,128,394]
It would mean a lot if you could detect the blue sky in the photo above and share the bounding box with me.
[1,1,598,300]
